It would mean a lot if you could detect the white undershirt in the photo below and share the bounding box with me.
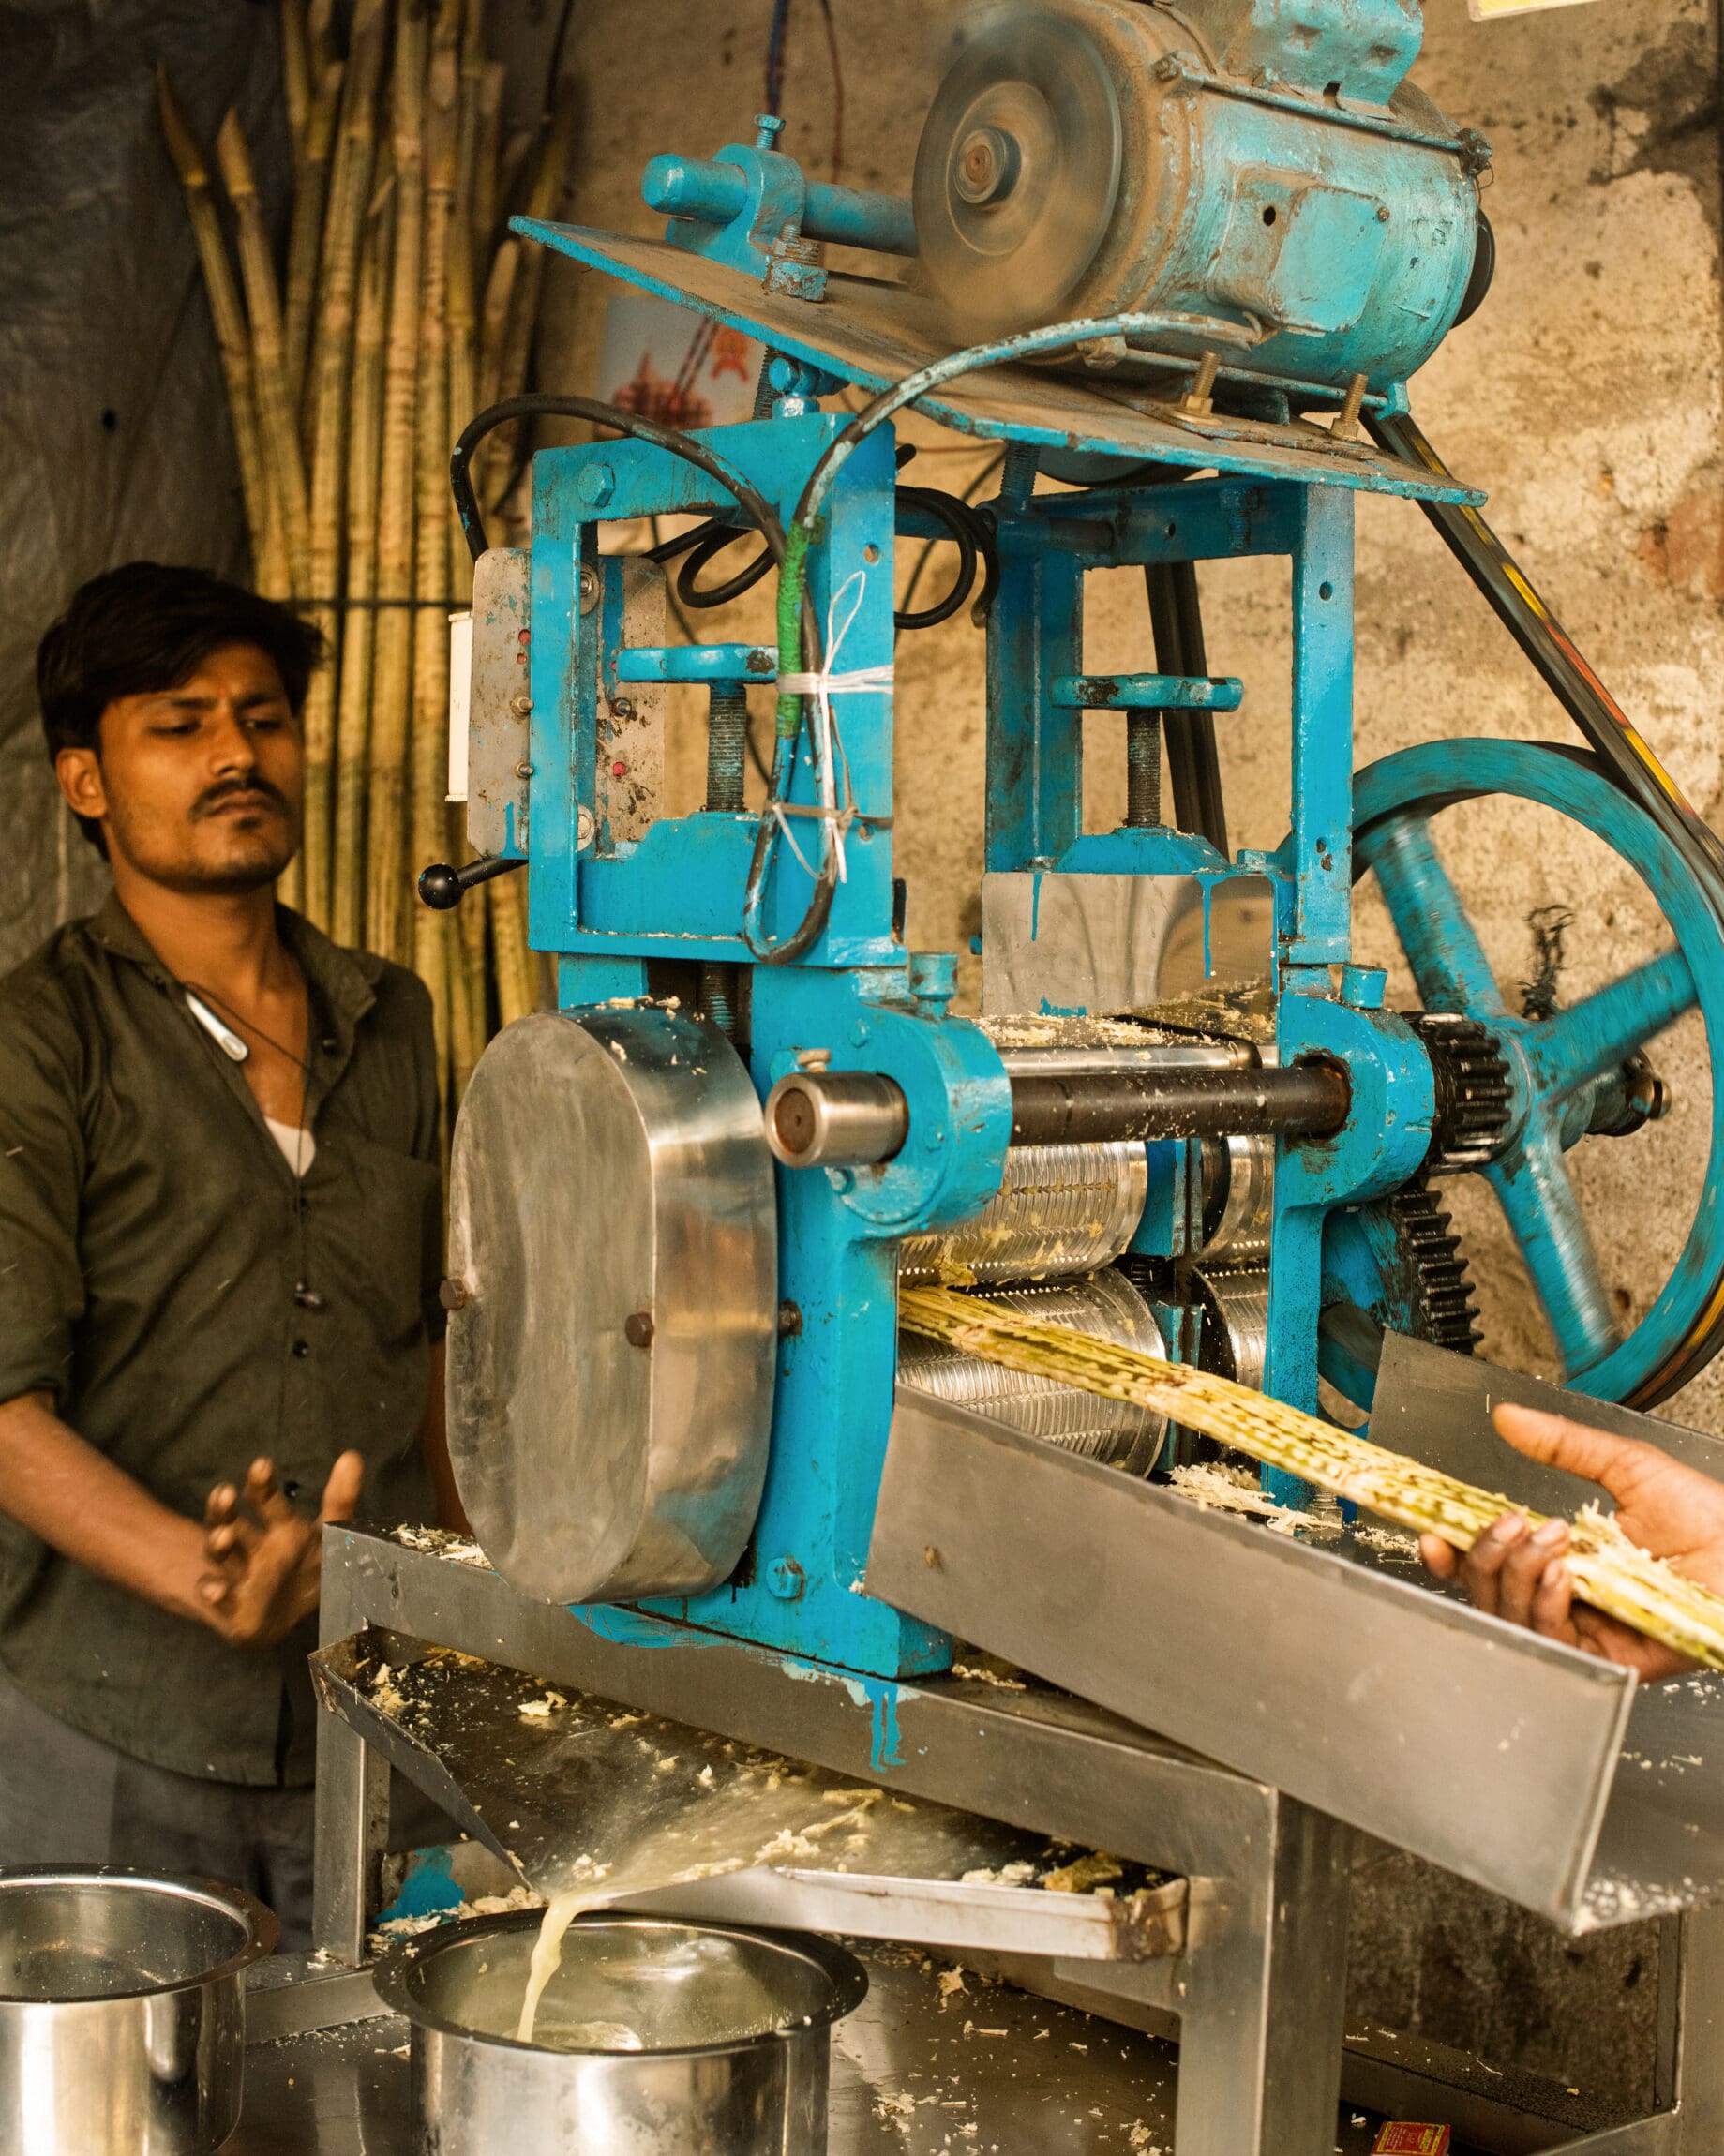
[262,1115,316,1175]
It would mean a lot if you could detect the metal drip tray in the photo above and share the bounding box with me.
[311,1631,1185,1964]
[868,1338,1724,1934]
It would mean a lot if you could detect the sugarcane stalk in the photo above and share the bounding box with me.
[446,1,493,1083]
[329,199,390,951]
[281,0,309,159]
[475,236,519,412]
[472,89,573,518]
[472,60,504,264]
[897,1286,1724,1674]
[367,4,429,966]
[411,0,462,1081]
[447,7,481,539]
[295,0,387,932]
[285,56,343,420]
[495,122,534,214]
[217,109,312,598]
[157,67,288,599]
[307,0,337,78]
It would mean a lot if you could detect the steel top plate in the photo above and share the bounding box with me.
[514,218,1485,506]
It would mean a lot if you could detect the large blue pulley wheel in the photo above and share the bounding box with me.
[1334,737,1724,1410]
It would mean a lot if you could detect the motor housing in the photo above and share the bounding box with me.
[913,0,1487,389]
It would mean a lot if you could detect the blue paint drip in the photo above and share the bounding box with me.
[864,1679,903,1772]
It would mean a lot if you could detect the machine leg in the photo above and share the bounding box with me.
[1672,1896,1724,2151]
[311,1539,390,1964]
[1173,1799,1353,2156]
[311,1714,390,1965]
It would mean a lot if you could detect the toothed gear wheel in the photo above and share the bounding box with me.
[1320,1176,1486,1411]
[1408,1013,1511,1172]
[1384,1179,1483,1354]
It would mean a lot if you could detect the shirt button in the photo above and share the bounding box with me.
[292,1339,310,1358]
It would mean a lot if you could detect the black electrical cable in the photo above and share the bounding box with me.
[450,394,791,573]
[650,517,773,788]
[674,524,778,609]
[648,484,998,632]
[892,485,981,630]
[1147,560,1229,858]
[450,393,831,965]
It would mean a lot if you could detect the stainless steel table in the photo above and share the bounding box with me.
[233,1945,1423,2155]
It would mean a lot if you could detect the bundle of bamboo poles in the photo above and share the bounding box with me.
[899,1284,1724,1672]
[159,0,568,1125]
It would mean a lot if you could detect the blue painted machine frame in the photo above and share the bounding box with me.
[517,388,1446,1674]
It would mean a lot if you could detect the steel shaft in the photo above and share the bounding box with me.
[766,1061,1350,1168]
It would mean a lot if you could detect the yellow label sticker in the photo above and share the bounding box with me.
[1372,2129,1452,2156]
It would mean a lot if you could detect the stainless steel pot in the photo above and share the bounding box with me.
[374,1910,868,2154]
[0,1864,277,2154]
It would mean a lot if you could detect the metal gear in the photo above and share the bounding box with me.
[1407,1012,1511,1173]
[1380,1179,1483,1354]
[1319,1175,1485,1414]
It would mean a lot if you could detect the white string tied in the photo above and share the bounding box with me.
[774,570,890,886]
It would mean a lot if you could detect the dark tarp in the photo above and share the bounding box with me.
[0,0,291,972]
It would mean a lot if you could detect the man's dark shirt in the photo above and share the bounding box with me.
[0,891,442,1784]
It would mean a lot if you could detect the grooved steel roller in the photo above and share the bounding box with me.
[897,1269,1167,1473]
[897,1141,1147,1286]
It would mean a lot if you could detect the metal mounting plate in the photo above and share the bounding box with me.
[514,218,1484,506]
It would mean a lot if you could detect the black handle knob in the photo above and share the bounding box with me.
[417,855,527,909]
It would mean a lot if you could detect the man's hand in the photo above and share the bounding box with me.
[1419,1403,1724,1679]
[195,1451,364,1649]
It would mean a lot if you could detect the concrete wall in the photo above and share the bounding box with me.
[547,0,1724,1424]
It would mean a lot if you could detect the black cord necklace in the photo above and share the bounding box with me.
[180,976,323,1311]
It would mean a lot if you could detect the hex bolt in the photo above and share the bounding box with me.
[765,1556,805,1601]
[623,1310,654,1349]
[577,563,601,613]
[438,1277,472,1311]
[1330,373,1369,442]
[1179,351,1220,415]
[510,693,532,716]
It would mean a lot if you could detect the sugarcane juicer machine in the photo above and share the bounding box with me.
[427,0,1724,1685]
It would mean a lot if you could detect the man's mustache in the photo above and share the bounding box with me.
[191,777,292,819]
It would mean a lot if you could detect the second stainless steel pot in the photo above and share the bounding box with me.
[0,1864,277,2155]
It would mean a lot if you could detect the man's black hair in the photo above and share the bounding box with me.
[37,561,326,854]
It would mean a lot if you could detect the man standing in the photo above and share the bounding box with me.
[0,561,457,1944]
